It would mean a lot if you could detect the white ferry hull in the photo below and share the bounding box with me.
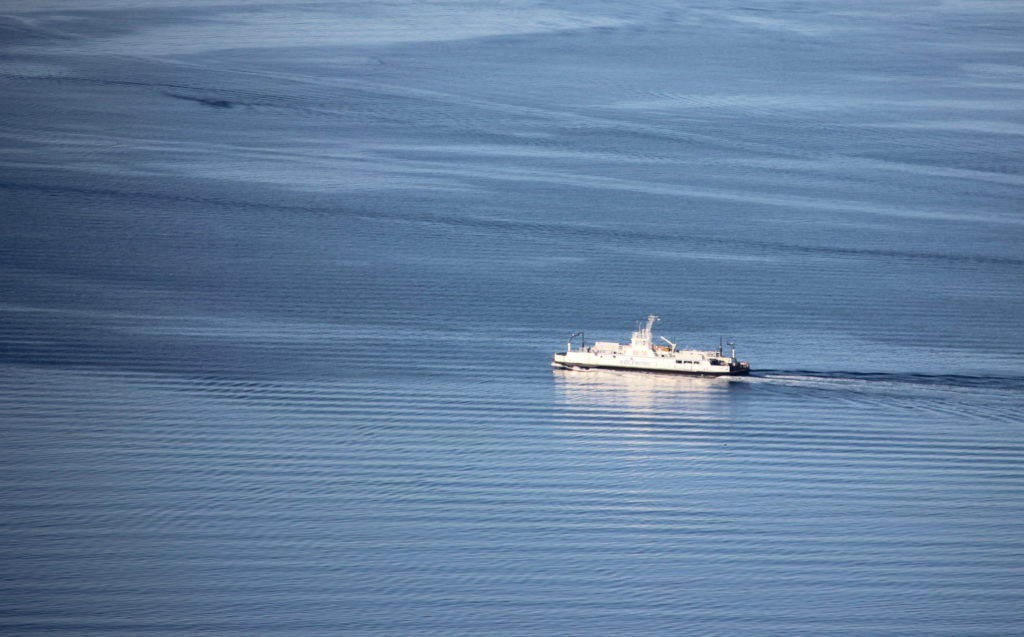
[551,352,750,376]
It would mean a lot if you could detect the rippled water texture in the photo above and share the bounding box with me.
[2,1,1023,635]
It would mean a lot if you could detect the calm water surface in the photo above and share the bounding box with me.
[2,1,1023,635]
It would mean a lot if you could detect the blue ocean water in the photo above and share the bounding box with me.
[1,1,1023,634]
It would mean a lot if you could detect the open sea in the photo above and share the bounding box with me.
[2,1,1023,634]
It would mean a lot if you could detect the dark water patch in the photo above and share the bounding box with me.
[5,176,1020,272]
[164,92,233,109]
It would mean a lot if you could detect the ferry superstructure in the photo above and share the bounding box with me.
[552,315,750,376]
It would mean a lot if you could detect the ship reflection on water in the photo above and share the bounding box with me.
[552,368,743,451]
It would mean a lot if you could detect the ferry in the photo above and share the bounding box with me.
[552,315,750,376]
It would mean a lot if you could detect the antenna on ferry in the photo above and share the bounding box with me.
[567,331,583,352]
[728,341,736,358]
